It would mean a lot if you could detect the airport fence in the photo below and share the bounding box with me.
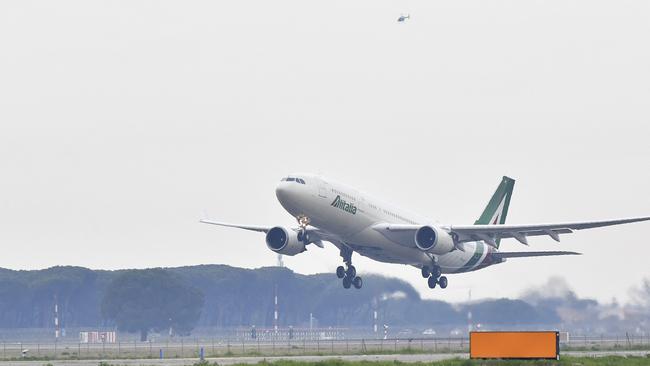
[1,335,650,360]
[0,337,468,360]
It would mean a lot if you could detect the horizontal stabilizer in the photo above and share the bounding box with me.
[492,251,581,259]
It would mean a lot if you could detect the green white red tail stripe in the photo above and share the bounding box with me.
[474,176,515,248]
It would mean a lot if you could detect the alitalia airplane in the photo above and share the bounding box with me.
[201,174,649,290]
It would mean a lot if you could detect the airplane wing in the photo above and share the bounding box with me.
[492,251,581,259]
[199,219,271,233]
[450,216,650,247]
[371,223,420,248]
[373,216,650,249]
[200,219,329,248]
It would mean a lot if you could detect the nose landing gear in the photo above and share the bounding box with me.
[338,247,362,289]
[296,215,311,244]
[422,264,448,289]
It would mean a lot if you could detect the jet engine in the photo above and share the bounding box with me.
[265,227,306,256]
[414,225,454,255]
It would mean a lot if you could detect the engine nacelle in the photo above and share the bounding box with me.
[265,227,306,256]
[414,225,455,255]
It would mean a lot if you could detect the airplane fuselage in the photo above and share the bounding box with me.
[275,174,501,274]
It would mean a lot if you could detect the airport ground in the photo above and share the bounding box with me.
[2,337,649,360]
[0,339,649,366]
[0,352,649,366]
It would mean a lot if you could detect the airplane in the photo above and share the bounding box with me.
[398,14,410,22]
[201,174,649,290]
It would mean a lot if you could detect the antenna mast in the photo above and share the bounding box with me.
[276,254,284,267]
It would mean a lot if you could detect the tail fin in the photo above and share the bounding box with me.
[475,176,515,247]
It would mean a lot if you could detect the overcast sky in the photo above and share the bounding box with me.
[1,0,648,303]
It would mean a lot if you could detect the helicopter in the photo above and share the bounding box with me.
[397,14,410,22]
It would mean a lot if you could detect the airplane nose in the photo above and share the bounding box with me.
[276,177,309,212]
[275,182,291,204]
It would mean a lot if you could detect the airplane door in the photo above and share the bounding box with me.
[318,185,328,199]
[318,180,329,199]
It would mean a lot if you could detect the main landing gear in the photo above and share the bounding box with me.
[421,264,448,289]
[337,247,362,289]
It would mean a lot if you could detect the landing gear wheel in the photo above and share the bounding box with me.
[421,266,431,278]
[352,276,363,289]
[346,265,356,279]
[336,266,346,279]
[339,248,357,289]
[427,276,437,289]
[438,276,448,289]
[431,266,441,278]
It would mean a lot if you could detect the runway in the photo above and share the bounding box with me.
[0,350,648,366]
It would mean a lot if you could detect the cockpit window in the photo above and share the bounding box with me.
[281,177,306,184]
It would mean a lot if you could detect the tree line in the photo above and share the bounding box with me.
[0,265,574,339]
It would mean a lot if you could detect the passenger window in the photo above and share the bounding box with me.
[287,177,295,182]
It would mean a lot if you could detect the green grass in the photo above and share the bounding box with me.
[186,356,650,366]
[5,350,650,365]
[562,345,650,352]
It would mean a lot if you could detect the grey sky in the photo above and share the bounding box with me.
[1,0,648,304]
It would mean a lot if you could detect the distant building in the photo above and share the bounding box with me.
[79,331,116,343]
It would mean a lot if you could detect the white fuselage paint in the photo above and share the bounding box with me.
[275,174,497,274]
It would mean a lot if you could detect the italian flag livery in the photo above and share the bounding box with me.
[454,176,515,272]
[475,176,515,248]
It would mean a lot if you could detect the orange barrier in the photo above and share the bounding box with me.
[470,331,559,360]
